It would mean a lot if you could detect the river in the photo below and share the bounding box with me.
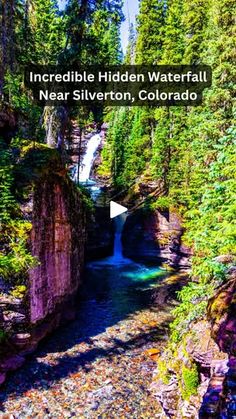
[0,132,176,417]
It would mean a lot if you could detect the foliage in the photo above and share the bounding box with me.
[64,0,124,66]
[3,72,42,139]
[0,140,38,282]
[170,281,215,343]
[151,196,173,211]
[156,358,172,385]
[77,184,95,214]
[10,284,27,299]
[0,142,16,223]
[180,364,199,400]
[23,0,65,65]
[135,0,166,64]
[0,220,36,282]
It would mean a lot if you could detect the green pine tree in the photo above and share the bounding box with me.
[135,0,166,64]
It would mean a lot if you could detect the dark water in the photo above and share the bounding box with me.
[74,258,168,339]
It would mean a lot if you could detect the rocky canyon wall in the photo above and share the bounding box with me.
[122,208,192,269]
[0,149,86,385]
[30,170,86,324]
[86,206,113,260]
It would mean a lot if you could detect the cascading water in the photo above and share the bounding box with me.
[113,214,126,261]
[79,134,101,183]
[72,133,101,185]
[98,213,131,265]
[74,129,165,275]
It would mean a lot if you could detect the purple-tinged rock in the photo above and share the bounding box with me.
[0,355,25,372]
[0,372,6,385]
[11,333,31,348]
[3,311,26,324]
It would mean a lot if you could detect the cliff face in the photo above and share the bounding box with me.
[0,148,86,385]
[86,206,114,260]
[30,172,86,323]
[122,209,192,269]
[208,266,236,354]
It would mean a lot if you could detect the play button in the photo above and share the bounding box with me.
[110,201,128,219]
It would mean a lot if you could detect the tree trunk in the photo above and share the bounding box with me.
[0,0,15,95]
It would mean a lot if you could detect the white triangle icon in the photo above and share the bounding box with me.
[110,201,128,219]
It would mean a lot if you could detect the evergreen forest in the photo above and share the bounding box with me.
[0,0,235,416]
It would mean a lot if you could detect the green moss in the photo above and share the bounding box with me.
[14,144,62,194]
[77,184,95,214]
[10,285,27,299]
[157,359,172,384]
[180,364,199,400]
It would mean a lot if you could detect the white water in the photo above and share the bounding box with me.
[72,133,101,184]
[79,133,101,183]
[113,214,128,262]
[73,131,130,264]
[89,213,132,267]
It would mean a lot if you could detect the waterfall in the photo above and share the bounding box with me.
[73,133,101,184]
[72,130,130,266]
[113,214,127,261]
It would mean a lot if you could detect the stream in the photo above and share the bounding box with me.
[0,133,176,418]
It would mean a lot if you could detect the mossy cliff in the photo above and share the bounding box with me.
[30,162,86,323]
[0,145,87,384]
[19,145,87,324]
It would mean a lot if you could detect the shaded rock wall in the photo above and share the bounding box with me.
[0,151,86,385]
[122,208,192,269]
[30,172,86,323]
[0,104,17,143]
[86,206,113,260]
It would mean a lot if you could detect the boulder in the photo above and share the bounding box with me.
[2,311,26,324]
[10,333,31,348]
